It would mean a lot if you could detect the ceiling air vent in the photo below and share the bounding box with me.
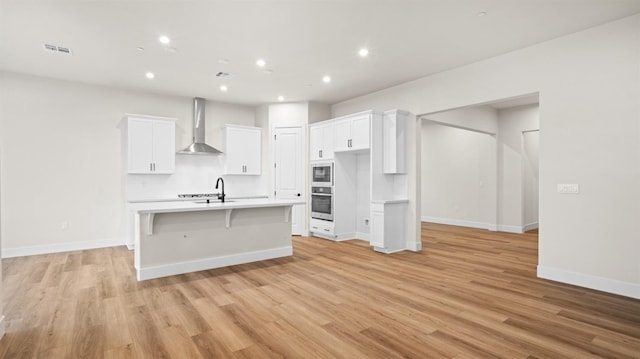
[43,43,73,56]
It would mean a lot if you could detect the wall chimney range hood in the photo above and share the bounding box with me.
[177,97,223,155]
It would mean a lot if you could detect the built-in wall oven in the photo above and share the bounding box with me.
[311,162,333,187]
[311,186,333,221]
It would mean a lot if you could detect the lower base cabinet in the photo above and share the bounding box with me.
[370,201,407,253]
[310,218,336,239]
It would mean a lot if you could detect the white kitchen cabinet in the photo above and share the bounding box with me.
[309,122,334,161]
[223,125,262,175]
[127,115,176,174]
[383,109,408,174]
[334,113,370,152]
[370,200,407,253]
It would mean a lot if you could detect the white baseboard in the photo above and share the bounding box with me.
[422,216,492,230]
[355,232,370,241]
[421,216,528,234]
[407,241,422,252]
[373,246,406,254]
[136,246,293,281]
[523,222,539,232]
[2,238,126,258]
[0,315,5,339]
[496,225,524,234]
[538,265,640,299]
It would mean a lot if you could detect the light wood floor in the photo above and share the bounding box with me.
[1,223,639,358]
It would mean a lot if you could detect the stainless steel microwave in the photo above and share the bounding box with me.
[311,162,333,187]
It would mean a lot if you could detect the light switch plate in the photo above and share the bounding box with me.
[557,184,579,194]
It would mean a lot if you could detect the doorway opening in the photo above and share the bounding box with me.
[418,93,540,234]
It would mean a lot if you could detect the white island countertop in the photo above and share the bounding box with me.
[130,198,304,214]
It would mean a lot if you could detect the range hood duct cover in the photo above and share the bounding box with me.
[177,97,223,155]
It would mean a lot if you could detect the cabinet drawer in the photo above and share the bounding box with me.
[310,223,335,236]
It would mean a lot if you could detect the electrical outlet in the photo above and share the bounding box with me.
[557,184,579,194]
[60,221,69,230]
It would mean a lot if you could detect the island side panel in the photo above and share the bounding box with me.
[136,206,292,280]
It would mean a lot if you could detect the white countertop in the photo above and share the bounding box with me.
[128,194,269,203]
[130,198,304,214]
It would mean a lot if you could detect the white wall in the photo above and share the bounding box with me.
[332,15,640,298]
[0,71,258,255]
[0,132,4,337]
[426,105,499,134]
[421,121,497,228]
[421,104,539,233]
[497,104,540,230]
[523,130,540,228]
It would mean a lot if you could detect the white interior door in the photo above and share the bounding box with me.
[274,127,305,235]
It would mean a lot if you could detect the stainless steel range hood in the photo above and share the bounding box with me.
[177,97,223,155]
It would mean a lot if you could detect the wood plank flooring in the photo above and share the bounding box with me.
[0,223,639,358]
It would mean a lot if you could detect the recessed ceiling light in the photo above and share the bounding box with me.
[137,46,145,51]
[477,11,487,17]
[256,59,266,67]
[277,96,284,102]
[158,35,171,45]
[145,72,155,79]
[220,85,228,92]
[358,48,369,57]
[322,75,331,83]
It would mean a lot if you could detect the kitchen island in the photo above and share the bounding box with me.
[130,199,302,280]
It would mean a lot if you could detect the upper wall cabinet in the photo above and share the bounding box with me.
[127,115,176,174]
[383,109,408,174]
[334,112,370,152]
[223,125,262,175]
[309,121,335,161]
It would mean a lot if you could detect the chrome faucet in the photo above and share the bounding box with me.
[215,177,225,203]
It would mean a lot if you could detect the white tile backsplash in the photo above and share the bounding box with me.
[126,154,267,200]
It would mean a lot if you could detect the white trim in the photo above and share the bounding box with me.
[0,316,5,339]
[537,265,640,299]
[124,113,177,122]
[2,238,126,258]
[355,232,370,241]
[523,222,539,232]
[421,216,530,234]
[406,241,422,252]
[421,216,492,230]
[496,224,524,234]
[136,246,293,281]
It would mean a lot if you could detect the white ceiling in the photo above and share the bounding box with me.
[2,1,640,106]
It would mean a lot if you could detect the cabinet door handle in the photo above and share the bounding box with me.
[153,163,156,171]
[319,150,322,158]
[150,163,153,171]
